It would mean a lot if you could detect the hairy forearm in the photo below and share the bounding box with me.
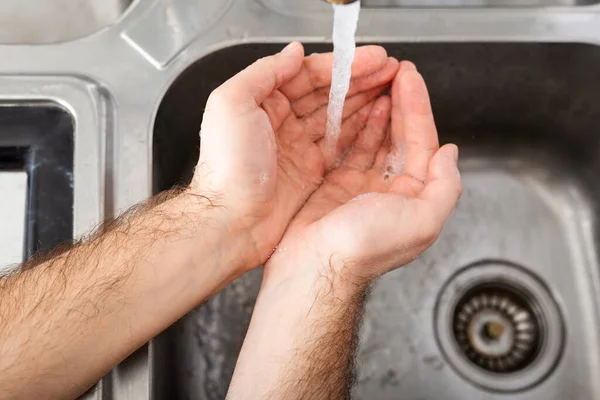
[228,259,369,400]
[0,189,243,399]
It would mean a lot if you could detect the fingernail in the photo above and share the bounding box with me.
[281,42,299,54]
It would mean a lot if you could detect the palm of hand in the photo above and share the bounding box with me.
[271,64,462,282]
[193,43,399,268]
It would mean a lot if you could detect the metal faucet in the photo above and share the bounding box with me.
[324,0,359,4]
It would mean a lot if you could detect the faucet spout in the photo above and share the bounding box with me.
[324,0,359,4]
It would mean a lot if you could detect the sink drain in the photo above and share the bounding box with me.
[454,285,539,373]
[434,261,565,393]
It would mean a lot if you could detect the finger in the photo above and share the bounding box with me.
[291,58,399,117]
[304,84,388,142]
[387,61,416,173]
[342,96,391,171]
[392,66,439,183]
[215,42,304,111]
[374,125,392,170]
[280,45,389,100]
[417,144,462,225]
[319,100,375,167]
[262,90,292,132]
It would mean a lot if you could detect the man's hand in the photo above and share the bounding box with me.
[268,61,462,284]
[228,62,462,400]
[0,44,399,400]
[193,42,399,272]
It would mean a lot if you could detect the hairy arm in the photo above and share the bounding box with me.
[228,256,370,400]
[0,190,248,400]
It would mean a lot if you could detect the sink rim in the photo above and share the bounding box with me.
[0,0,138,45]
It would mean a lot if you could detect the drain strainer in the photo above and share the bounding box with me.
[434,261,565,393]
[454,286,539,373]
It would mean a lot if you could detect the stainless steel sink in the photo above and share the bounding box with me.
[150,42,600,400]
[0,0,134,44]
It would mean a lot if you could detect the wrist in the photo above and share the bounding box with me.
[264,228,372,297]
[263,247,369,304]
[184,186,271,273]
[231,250,369,400]
[168,190,254,283]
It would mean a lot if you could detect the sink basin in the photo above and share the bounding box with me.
[152,42,600,399]
[0,0,134,44]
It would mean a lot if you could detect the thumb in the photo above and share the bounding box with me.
[419,144,462,225]
[215,42,305,110]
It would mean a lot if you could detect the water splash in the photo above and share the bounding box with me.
[324,1,361,161]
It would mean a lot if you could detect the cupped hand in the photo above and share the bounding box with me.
[191,42,399,273]
[266,62,463,285]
